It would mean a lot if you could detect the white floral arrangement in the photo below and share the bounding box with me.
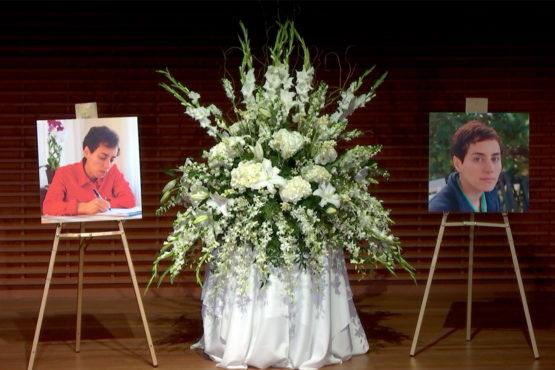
[149,21,413,293]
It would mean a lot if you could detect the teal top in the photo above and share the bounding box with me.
[456,176,487,212]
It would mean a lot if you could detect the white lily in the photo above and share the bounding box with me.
[250,140,264,161]
[188,185,210,203]
[206,193,234,217]
[251,158,286,194]
[313,182,341,208]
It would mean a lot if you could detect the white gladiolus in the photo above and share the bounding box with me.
[295,67,314,103]
[280,89,296,116]
[263,64,292,97]
[222,78,235,101]
[241,69,256,101]
[188,91,201,104]
[186,106,210,125]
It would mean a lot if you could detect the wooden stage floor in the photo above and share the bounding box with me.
[1,283,553,369]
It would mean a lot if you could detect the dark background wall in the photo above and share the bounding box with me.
[1,1,554,296]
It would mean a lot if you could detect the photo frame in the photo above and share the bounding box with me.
[36,117,142,223]
[428,112,529,213]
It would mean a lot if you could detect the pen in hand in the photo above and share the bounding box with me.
[92,189,111,210]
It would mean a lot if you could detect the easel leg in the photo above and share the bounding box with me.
[75,223,86,353]
[466,213,474,341]
[503,214,540,359]
[410,212,448,356]
[28,224,62,370]
[118,221,158,367]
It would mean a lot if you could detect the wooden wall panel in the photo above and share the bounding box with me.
[0,2,554,296]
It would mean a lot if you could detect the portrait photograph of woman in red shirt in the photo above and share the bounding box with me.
[37,117,141,221]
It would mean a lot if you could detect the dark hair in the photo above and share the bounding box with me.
[450,120,502,162]
[82,126,119,154]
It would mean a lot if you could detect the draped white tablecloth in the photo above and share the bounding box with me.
[191,250,369,369]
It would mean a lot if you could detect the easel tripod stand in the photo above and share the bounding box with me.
[409,212,539,359]
[27,220,158,370]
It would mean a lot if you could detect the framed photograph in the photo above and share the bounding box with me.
[36,117,142,223]
[428,112,529,213]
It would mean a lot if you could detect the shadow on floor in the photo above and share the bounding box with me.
[358,310,411,348]
[152,314,203,346]
[444,296,554,329]
[13,313,133,342]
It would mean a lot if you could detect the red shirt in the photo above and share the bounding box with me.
[42,160,135,216]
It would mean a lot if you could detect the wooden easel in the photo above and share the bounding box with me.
[410,99,539,359]
[28,104,158,370]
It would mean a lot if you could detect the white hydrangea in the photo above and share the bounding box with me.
[205,136,244,168]
[279,176,312,204]
[301,165,332,183]
[206,142,236,168]
[313,140,337,165]
[315,114,333,140]
[230,161,262,192]
[230,159,285,194]
[269,128,307,159]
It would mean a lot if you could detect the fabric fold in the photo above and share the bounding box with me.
[193,250,369,369]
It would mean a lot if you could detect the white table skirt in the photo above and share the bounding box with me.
[191,250,369,369]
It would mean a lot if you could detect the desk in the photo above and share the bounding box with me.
[41,206,142,224]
